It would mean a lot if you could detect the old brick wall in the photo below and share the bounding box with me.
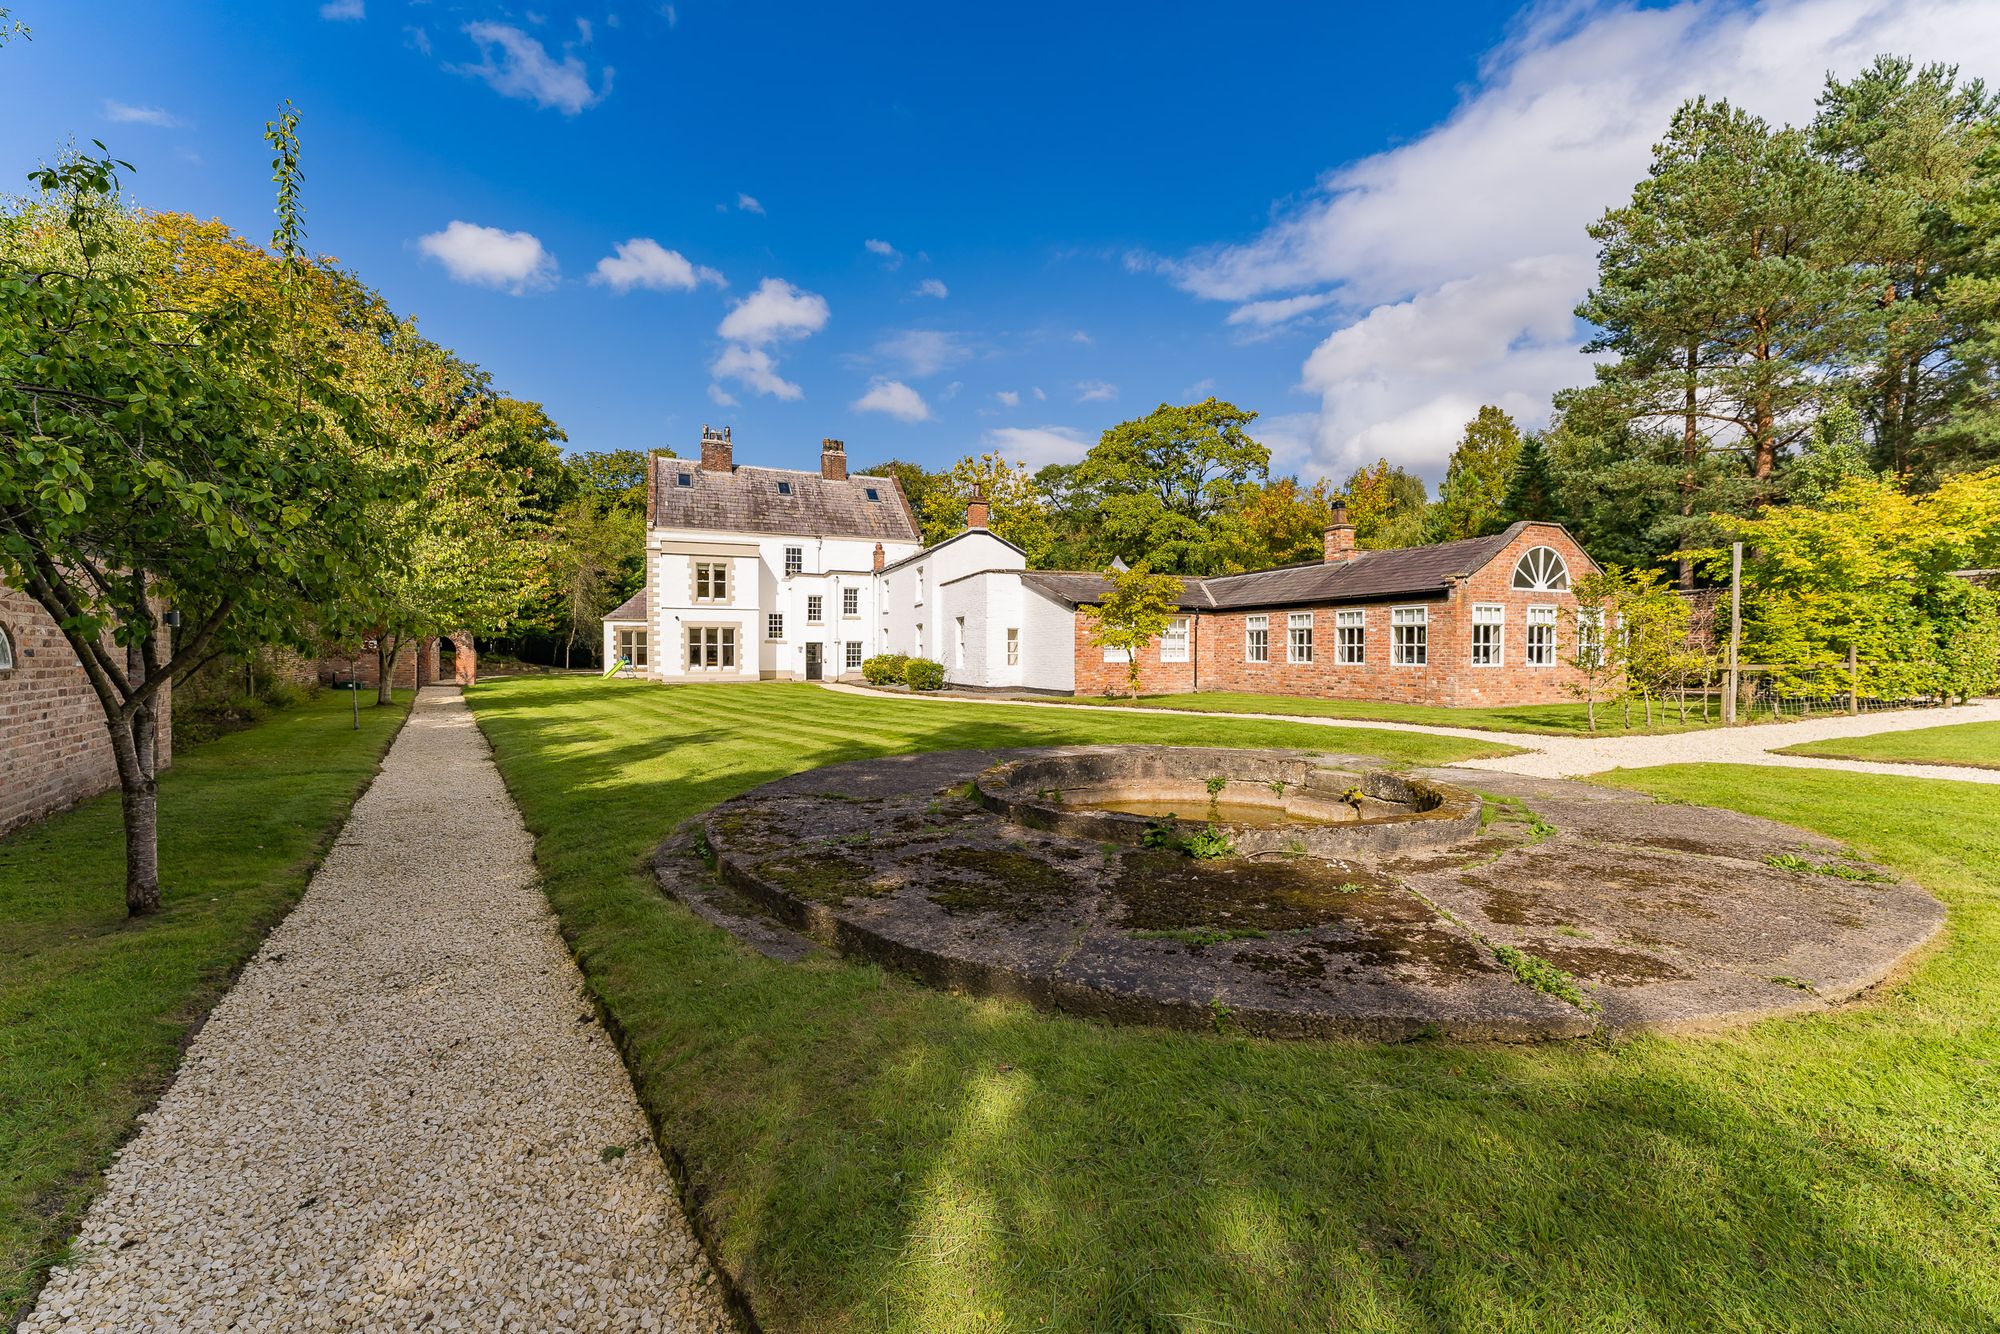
[318,638,435,690]
[1070,611,1199,696]
[0,579,173,838]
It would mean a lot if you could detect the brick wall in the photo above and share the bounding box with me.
[317,637,440,689]
[1071,524,1601,708]
[0,578,174,839]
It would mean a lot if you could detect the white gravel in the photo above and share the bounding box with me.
[820,682,2000,784]
[25,688,734,1334]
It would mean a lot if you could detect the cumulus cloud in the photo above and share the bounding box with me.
[320,0,364,18]
[456,22,611,114]
[711,278,829,400]
[983,426,1093,471]
[1074,380,1117,403]
[853,378,932,423]
[1160,0,2000,478]
[591,238,724,293]
[874,329,969,379]
[102,100,184,127]
[864,238,903,269]
[416,220,556,293]
[914,277,949,299]
[736,192,765,215]
[994,390,1020,408]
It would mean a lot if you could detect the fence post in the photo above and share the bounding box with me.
[1723,542,1742,725]
[1848,644,1859,715]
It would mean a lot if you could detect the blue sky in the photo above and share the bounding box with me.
[5,1,1999,481]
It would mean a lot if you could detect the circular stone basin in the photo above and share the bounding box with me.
[974,748,1480,859]
[682,746,1946,1042]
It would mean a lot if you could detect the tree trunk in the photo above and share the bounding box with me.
[1680,342,1699,591]
[376,638,397,706]
[107,714,162,915]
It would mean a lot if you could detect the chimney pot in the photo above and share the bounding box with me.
[700,423,733,472]
[872,541,885,572]
[821,437,848,481]
[1324,500,1356,564]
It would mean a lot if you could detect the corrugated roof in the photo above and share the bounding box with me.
[650,457,922,543]
[1020,525,1561,612]
[603,588,647,622]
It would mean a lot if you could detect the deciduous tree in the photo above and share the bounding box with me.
[1432,405,1522,541]
[1079,563,1184,698]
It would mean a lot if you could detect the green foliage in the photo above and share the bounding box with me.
[1499,435,1562,524]
[1341,458,1430,549]
[862,653,911,686]
[1078,562,1185,697]
[1212,475,1341,571]
[1182,824,1236,860]
[1432,405,1523,540]
[921,452,1056,561]
[903,657,945,691]
[1061,398,1269,574]
[1492,944,1598,1013]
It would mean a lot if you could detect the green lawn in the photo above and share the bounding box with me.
[1776,717,2000,770]
[468,675,2000,1333]
[0,689,411,1318]
[1007,688,1722,736]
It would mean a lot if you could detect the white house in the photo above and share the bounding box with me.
[605,427,1024,683]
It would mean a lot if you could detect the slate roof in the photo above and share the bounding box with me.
[650,458,921,544]
[603,588,648,622]
[1021,524,1549,612]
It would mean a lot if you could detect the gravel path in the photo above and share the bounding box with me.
[25,688,733,1334]
[819,682,2000,784]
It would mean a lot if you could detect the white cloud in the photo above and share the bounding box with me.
[983,425,1093,471]
[405,25,433,55]
[320,0,364,18]
[456,22,611,115]
[711,278,828,400]
[941,380,963,401]
[1160,0,2000,479]
[1032,386,1046,402]
[995,390,1020,408]
[708,383,738,407]
[864,238,903,269]
[710,343,802,401]
[576,16,594,43]
[102,100,183,128]
[853,378,932,423]
[719,277,829,344]
[874,328,969,379]
[736,192,765,215]
[1075,380,1117,403]
[591,238,724,293]
[416,220,556,293]
[914,277,949,299]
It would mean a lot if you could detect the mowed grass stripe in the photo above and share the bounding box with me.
[468,676,2000,1333]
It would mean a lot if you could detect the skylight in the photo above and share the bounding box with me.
[777,480,793,496]
[676,472,693,487]
[864,487,880,501]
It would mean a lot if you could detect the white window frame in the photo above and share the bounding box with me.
[1470,603,1504,668]
[0,623,13,672]
[1103,645,1130,663]
[806,595,824,624]
[1160,616,1190,664]
[1335,608,1365,665]
[1526,605,1556,667]
[687,626,737,670]
[954,616,967,669]
[1287,612,1314,665]
[1006,627,1020,667]
[1577,608,1606,669]
[616,627,648,668]
[1392,605,1428,667]
[1512,546,1571,592]
[845,641,864,670]
[842,587,860,617]
[783,545,803,577]
[766,613,784,640]
[694,561,729,603]
[1244,614,1269,664]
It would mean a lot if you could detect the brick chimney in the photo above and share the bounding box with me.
[820,437,847,481]
[1324,501,1356,564]
[699,424,732,472]
[966,488,990,530]
[872,542,886,572]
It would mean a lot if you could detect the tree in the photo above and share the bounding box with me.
[1499,436,1562,524]
[0,126,394,914]
[1341,458,1429,549]
[1078,563,1184,698]
[924,452,1056,562]
[1813,58,1998,476]
[1213,476,1341,572]
[859,457,947,538]
[1432,406,1522,540]
[1789,401,1874,505]
[1562,570,1629,731]
[1616,566,1693,727]
[1066,398,1268,573]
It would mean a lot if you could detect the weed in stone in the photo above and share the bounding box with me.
[1208,995,1235,1034]
[1765,851,1895,883]
[1135,926,1268,947]
[1184,824,1237,860]
[599,1144,628,1162]
[1556,925,1589,940]
[1771,975,1818,993]
[1493,944,1600,1014]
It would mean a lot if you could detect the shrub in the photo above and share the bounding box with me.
[862,653,911,686]
[265,679,319,710]
[903,658,946,691]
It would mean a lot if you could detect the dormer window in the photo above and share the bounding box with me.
[777,480,793,496]
[864,486,881,501]
[675,471,693,488]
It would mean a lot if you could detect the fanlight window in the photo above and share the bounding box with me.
[0,623,13,672]
[1512,546,1570,592]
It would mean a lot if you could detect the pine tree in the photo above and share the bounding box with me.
[1432,406,1522,540]
[1499,436,1561,524]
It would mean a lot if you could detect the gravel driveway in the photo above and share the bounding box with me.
[25,689,733,1333]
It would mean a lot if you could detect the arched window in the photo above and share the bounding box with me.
[1511,546,1570,592]
[0,623,14,672]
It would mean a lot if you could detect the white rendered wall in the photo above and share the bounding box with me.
[1018,585,1077,692]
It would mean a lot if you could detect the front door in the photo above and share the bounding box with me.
[804,642,822,681]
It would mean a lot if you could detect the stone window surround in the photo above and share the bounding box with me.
[692,560,731,604]
[684,623,739,671]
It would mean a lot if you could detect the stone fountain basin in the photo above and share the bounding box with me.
[973,746,1482,859]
